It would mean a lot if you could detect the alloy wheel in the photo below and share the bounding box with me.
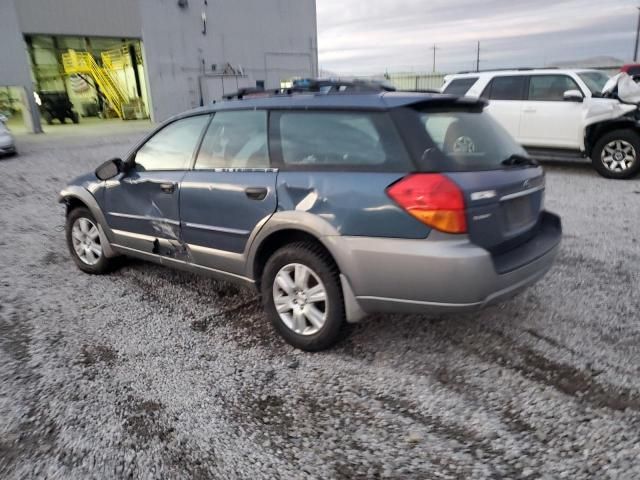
[601,140,636,172]
[71,217,102,266]
[272,263,328,336]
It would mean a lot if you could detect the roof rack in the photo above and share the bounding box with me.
[221,78,395,101]
[455,67,559,74]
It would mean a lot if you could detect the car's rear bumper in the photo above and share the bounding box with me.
[325,211,561,315]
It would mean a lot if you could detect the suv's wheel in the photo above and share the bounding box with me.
[65,207,116,274]
[261,242,346,351]
[592,129,640,179]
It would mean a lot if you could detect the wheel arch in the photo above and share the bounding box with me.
[585,119,640,157]
[246,212,367,323]
[59,186,117,258]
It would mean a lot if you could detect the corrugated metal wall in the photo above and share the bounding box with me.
[14,0,142,38]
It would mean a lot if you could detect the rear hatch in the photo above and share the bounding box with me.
[405,104,555,264]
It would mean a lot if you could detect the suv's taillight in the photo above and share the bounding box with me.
[386,173,467,234]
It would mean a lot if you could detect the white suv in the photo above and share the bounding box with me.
[441,69,640,179]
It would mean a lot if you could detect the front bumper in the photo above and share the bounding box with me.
[325,211,561,315]
[0,141,15,155]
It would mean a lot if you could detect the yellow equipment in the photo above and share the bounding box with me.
[62,49,129,118]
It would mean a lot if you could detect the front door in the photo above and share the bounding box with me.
[179,110,277,274]
[104,114,211,253]
[518,74,584,149]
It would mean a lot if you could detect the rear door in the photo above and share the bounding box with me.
[518,74,584,149]
[104,115,211,252]
[179,110,277,273]
[482,75,527,142]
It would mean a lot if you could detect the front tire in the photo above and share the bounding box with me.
[261,242,346,351]
[592,129,640,179]
[65,207,116,274]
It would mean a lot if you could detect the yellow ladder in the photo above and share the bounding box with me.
[62,49,129,118]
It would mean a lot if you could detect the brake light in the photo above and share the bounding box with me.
[386,173,467,233]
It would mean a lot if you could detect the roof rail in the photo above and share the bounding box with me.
[455,67,559,74]
[221,78,395,101]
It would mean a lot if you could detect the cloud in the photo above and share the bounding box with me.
[317,0,639,74]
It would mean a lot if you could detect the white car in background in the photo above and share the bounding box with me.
[0,115,17,157]
[441,69,640,179]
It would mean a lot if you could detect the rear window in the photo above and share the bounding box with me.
[416,110,527,172]
[273,111,412,170]
[482,76,526,100]
[443,77,478,96]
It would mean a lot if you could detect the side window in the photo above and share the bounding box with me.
[134,115,210,171]
[195,110,268,169]
[443,77,478,96]
[528,75,581,101]
[275,111,411,169]
[482,76,526,100]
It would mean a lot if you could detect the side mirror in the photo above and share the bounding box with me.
[0,114,7,123]
[95,158,123,181]
[563,89,583,102]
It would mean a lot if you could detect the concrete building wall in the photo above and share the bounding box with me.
[139,0,318,121]
[0,0,42,132]
[1,0,317,127]
[14,0,142,38]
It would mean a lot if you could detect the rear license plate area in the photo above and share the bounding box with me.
[504,196,535,231]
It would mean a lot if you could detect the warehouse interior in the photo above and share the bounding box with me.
[21,35,150,128]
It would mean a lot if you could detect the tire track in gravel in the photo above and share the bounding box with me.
[451,326,640,412]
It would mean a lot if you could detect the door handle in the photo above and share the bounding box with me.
[523,108,536,113]
[160,182,176,194]
[245,186,268,200]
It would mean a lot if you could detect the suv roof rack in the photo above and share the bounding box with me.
[221,78,396,101]
[455,67,559,74]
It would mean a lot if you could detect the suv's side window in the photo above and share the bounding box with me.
[195,110,269,169]
[443,77,478,96]
[481,76,526,100]
[273,111,411,169]
[527,75,582,101]
[134,115,210,171]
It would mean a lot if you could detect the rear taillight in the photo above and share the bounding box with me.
[386,173,467,234]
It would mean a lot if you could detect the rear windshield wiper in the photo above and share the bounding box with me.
[501,154,539,167]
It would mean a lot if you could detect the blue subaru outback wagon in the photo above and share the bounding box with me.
[60,91,561,350]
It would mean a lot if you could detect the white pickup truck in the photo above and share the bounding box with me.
[441,69,640,179]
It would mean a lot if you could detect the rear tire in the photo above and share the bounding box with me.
[65,207,117,274]
[261,242,346,351]
[591,129,640,179]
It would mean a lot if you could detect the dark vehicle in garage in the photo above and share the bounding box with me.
[39,92,79,125]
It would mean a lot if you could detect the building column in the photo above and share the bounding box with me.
[21,85,42,133]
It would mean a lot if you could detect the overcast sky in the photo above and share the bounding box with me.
[316,0,639,75]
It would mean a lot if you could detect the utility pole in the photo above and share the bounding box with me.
[634,7,640,62]
[476,41,480,72]
[432,44,438,73]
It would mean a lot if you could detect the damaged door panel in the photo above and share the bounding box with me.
[103,114,211,259]
[105,170,188,255]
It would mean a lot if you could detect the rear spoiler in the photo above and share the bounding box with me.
[408,95,488,112]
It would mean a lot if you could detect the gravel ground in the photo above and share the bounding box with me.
[1,126,639,480]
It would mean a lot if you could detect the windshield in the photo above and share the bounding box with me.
[416,110,528,172]
[578,71,610,94]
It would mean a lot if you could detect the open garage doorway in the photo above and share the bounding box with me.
[0,86,39,134]
[25,35,150,130]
